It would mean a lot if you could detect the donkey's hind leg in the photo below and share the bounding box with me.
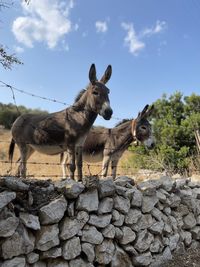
[17,145,34,178]
[66,148,76,180]
[102,153,111,177]
[111,157,120,179]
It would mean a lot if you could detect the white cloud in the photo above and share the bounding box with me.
[12,0,76,49]
[121,22,145,56]
[95,21,108,33]
[141,20,167,37]
[13,45,24,53]
[121,20,167,56]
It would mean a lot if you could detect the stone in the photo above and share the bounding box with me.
[35,224,59,251]
[111,245,133,267]
[63,236,81,260]
[183,212,196,229]
[98,178,116,198]
[95,239,115,264]
[27,252,39,264]
[142,195,158,213]
[41,247,62,259]
[98,197,113,214]
[1,257,26,267]
[82,225,103,244]
[132,214,153,231]
[116,185,128,197]
[122,245,138,255]
[0,191,16,210]
[133,252,152,266]
[149,221,164,235]
[77,189,99,212]
[166,193,181,208]
[1,224,35,259]
[39,196,67,224]
[125,208,142,225]
[114,176,135,187]
[181,231,192,246]
[113,213,125,227]
[48,258,69,267]
[60,211,89,240]
[150,239,162,253]
[82,243,95,262]
[151,208,163,221]
[134,230,154,253]
[0,213,19,237]
[156,190,167,202]
[88,214,112,228]
[119,226,136,245]
[169,233,180,251]
[102,224,115,239]
[67,201,75,217]
[160,176,174,192]
[131,188,143,207]
[32,261,46,267]
[69,258,94,267]
[115,227,123,239]
[55,178,85,199]
[191,226,200,240]
[20,212,40,230]
[114,195,130,214]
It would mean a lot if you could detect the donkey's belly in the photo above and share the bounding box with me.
[30,145,64,155]
[83,151,103,163]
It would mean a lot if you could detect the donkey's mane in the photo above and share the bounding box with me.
[115,119,131,127]
[74,89,86,103]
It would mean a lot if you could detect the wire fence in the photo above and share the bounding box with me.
[1,79,200,179]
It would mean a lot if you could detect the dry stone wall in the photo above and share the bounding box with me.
[1,175,200,267]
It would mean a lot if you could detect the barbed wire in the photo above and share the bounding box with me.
[0,80,123,121]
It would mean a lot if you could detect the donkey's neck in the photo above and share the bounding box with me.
[112,120,133,152]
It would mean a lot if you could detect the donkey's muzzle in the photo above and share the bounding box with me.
[102,108,113,120]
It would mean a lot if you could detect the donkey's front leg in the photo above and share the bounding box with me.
[111,157,120,179]
[66,148,76,180]
[76,146,83,182]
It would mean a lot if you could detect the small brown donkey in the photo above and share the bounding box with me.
[61,104,154,178]
[9,64,113,180]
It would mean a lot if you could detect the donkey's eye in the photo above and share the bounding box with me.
[92,91,99,95]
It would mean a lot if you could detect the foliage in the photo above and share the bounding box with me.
[0,102,48,129]
[128,92,200,175]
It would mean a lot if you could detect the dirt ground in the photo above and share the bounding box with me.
[164,249,200,267]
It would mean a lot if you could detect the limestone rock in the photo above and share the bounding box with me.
[0,191,16,210]
[55,178,85,199]
[20,212,40,230]
[77,189,99,212]
[0,213,19,237]
[63,236,81,260]
[48,258,69,267]
[27,252,40,264]
[39,195,67,224]
[114,195,130,214]
[82,225,103,244]
[119,226,136,245]
[41,247,62,259]
[88,214,112,228]
[142,195,158,213]
[95,239,115,264]
[98,178,115,198]
[60,211,89,240]
[36,224,59,251]
[98,197,113,214]
[134,230,154,253]
[102,224,115,239]
[125,208,142,225]
[183,212,196,229]
[133,252,152,266]
[1,257,26,267]
[111,245,133,267]
[82,242,95,262]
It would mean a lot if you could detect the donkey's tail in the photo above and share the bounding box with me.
[9,138,15,163]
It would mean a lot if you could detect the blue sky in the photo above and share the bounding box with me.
[1,0,200,127]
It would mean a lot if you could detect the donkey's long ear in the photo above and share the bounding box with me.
[89,64,97,85]
[139,104,149,119]
[100,65,112,84]
[145,104,154,117]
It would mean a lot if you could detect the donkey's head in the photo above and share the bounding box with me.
[133,105,155,148]
[85,64,113,120]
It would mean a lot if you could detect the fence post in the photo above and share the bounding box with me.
[194,129,200,154]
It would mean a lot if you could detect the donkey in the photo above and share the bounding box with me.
[61,104,154,178]
[9,64,113,180]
